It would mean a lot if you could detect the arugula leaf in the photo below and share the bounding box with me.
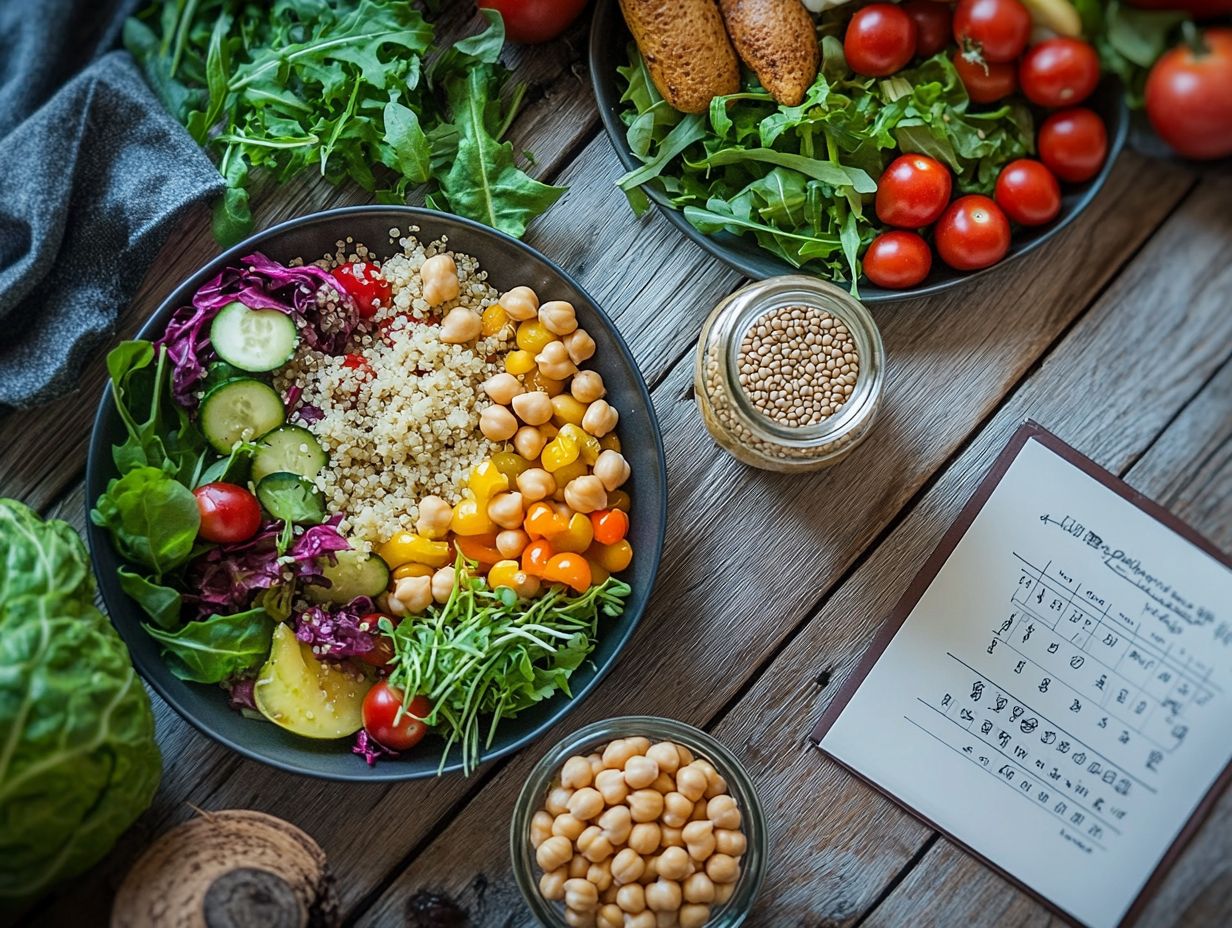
[143,607,274,683]
[91,466,200,579]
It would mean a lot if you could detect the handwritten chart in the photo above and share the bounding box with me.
[815,429,1232,928]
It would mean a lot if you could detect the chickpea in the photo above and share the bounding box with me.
[564,907,595,928]
[704,853,739,885]
[537,834,573,872]
[565,877,599,912]
[646,742,681,775]
[593,450,630,492]
[610,846,644,886]
[540,299,579,335]
[588,859,614,892]
[650,772,676,794]
[570,854,591,878]
[678,903,711,928]
[601,884,618,905]
[540,866,568,901]
[655,913,679,928]
[501,285,539,320]
[553,813,586,841]
[483,372,525,404]
[682,871,715,904]
[627,822,661,856]
[681,821,715,862]
[420,253,459,306]
[660,792,693,829]
[565,475,607,514]
[614,882,644,912]
[568,787,605,822]
[564,328,596,364]
[693,760,728,800]
[675,765,707,803]
[536,340,578,380]
[655,846,691,881]
[431,566,455,603]
[596,903,623,928]
[688,801,709,823]
[713,828,746,857]
[587,753,605,777]
[486,491,524,530]
[676,745,695,766]
[513,425,546,460]
[599,804,632,845]
[626,737,652,755]
[594,768,629,806]
[512,391,553,426]
[479,404,518,442]
[561,755,594,789]
[577,825,614,863]
[641,854,659,884]
[414,496,452,539]
[582,399,619,437]
[440,306,481,343]
[623,755,659,790]
[517,468,556,503]
[602,739,640,770]
[388,575,432,615]
[713,881,735,905]
[644,879,682,913]
[660,825,684,849]
[570,369,606,404]
[626,913,655,928]
[531,810,554,848]
[629,789,664,823]
[496,528,529,558]
[545,785,574,816]
[705,795,741,831]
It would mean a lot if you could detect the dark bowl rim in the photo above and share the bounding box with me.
[587,0,1130,304]
[85,204,669,782]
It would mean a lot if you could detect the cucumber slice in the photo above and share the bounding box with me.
[201,360,249,393]
[210,301,299,373]
[199,379,286,454]
[306,550,391,605]
[255,472,326,525]
[252,425,328,483]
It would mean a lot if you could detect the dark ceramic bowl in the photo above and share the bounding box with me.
[86,206,667,781]
[589,0,1129,303]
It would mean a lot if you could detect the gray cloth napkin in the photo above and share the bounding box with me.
[0,0,223,408]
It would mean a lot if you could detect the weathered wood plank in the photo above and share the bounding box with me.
[864,354,1232,928]
[350,156,1201,926]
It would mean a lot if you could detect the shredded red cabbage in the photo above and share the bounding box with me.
[353,729,398,766]
[294,596,379,660]
[225,677,258,712]
[156,252,359,407]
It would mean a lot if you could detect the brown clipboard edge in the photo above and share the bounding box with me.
[807,419,1232,928]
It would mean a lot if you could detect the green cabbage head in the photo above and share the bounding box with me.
[0,499,161,907]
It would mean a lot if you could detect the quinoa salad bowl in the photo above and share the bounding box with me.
[85,206,667,782]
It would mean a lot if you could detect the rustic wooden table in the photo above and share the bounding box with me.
[8,7,1230,927]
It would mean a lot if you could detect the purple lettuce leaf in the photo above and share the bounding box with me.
[353,729,398,766]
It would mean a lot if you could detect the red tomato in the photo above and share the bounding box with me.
[478,0,589,44]
[994,159,1062,226]
[1038,108,1108,182]
[844,4,918,76]
[953,52,1018,102]
[330,262,391,320]
[355,614,396,668]
[875,154,953,228]
[904,0,954,57]
[1019,38,1101,108]
[953,0,1031,62]
[362,684,431,751]
[193,482,261,544]
[863,231,933,289]
[934,195,1011,271]
[1144,28,1232,160]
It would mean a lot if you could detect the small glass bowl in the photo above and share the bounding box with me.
[695,275,885,472]
[510,716,768,927]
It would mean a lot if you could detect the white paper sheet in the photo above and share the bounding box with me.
[819,434,1232,928]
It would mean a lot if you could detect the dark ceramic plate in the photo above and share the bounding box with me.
[86,206,667,782]
[588,0,1129,303]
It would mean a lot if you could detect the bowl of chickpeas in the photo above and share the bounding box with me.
[512,716,767,927]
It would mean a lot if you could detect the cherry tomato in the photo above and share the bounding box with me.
[521,538,554,577]
[953,0,1031,62]
[994,159,1062,226]
[330,262,390,320]
[903,0,954,57]
[355,615,396,668]
[1019,38,1101,108]
[862,231,933,289]
[875,154,953,228]
[1038,108,1108,182]
[934,195,1012,271]
[477,0,589,44]
[1145,27,1232,160]
[453,533,503,566]
[542,552,592,593]
[953,52,1017,102]
[591,509,629,546]
[844,4,918,77]
[362,684,431,751]
[193,482,261,544]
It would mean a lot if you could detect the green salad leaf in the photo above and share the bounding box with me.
[0,500,160,907]
[1073,0,1187,105]
[91,466,201,579]
[118,566,184,630]
[144,607,275,684]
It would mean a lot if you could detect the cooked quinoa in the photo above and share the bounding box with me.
[274,231,512,549]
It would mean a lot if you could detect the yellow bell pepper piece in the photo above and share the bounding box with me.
[550,458,588,489]
[505,350,536,375]
[551,395,587,427]
[468,460,510,504]
[451,498,495,536]
[558,424,600,466]
[393,562,435,581]
[490,451,532,479]
[541,432,579,472]
[552,513,594,554]
[379,532,451,569]
[487,559,522,590]
[516,320,555,354]
[599,434,621,453]
[525,370,565,396]
[481,304,510,336]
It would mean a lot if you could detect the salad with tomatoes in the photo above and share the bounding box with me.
[615,0,1118,292]
[93,233,633,772]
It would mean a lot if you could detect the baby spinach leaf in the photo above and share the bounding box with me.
[143,608,274,683]
[118,567,183,630]
[91,467,200,579]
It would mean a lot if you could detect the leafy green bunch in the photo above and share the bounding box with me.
[126,0,564,243]
[385,557,631,773]
[1073,0,1189,105]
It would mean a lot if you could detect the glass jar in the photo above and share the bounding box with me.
[695,276,885,471]
[510,716,768,927]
